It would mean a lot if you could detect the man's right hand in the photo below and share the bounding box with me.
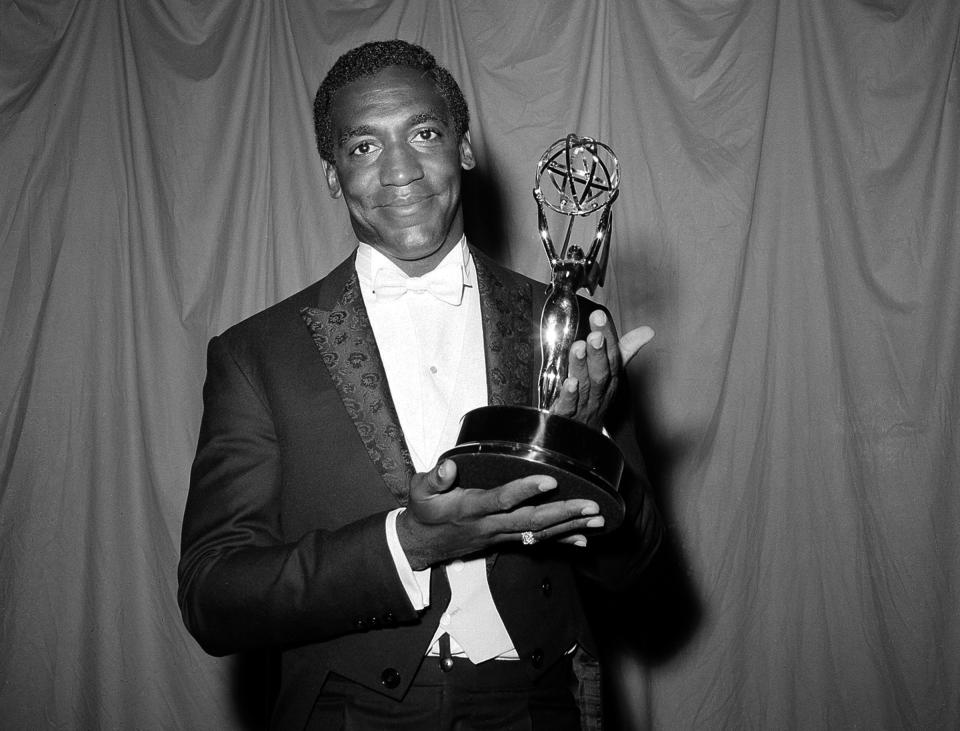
[396,458,605,570]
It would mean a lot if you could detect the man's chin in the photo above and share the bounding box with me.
[375,233,459,271]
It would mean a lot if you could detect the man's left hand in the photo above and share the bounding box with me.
[549,310,654,430]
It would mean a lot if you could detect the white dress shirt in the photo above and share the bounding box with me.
[355,238,518,662]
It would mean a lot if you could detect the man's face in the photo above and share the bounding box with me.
[322,66,475,275]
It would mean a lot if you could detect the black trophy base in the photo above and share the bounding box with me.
[439,405,625,533]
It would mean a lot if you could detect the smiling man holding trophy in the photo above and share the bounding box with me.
[179,39,661,730]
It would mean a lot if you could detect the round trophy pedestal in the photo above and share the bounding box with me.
[439,406,625,533]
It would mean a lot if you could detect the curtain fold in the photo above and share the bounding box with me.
[1,1,957,727]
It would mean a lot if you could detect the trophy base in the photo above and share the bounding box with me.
[439,406,625,533]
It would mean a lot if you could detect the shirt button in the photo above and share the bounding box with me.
[380,668,401,689]
[451,560,464,572]
[429,365,438,374]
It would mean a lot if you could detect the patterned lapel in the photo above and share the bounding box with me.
[297,249,537,509]
[300,261,415,505]
[472,250,538,575]
[472,250,536,408]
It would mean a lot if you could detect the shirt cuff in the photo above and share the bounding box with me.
[385,508,431,610]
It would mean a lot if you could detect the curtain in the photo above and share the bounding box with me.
[1,1,957,727]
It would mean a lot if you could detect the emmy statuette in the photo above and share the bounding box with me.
[440,135,626,532]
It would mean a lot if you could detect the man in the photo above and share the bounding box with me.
[178,40,661,729]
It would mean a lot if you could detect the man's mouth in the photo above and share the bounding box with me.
[380,195,433,214]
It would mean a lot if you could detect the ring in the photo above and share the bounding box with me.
[521,531,537,546]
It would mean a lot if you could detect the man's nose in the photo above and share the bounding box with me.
[380,143,424,187]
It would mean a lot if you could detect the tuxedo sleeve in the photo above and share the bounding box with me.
[177,335,421,656]
[573,376,663,590]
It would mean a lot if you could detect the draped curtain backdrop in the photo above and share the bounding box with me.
[2,1,957,728]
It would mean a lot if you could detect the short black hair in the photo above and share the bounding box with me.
[313,39,470,163]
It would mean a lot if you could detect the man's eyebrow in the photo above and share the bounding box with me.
[409,110,449,127]
[337,125,374,146]
[336,110,450,147]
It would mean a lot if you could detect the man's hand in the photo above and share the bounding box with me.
[396,459,605,570]
[549,309,654,429]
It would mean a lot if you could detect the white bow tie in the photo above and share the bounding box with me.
[372,261,465,306]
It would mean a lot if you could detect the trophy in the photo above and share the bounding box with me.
[441,134,626,532]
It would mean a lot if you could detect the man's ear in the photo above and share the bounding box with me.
[459,131,476,171]
[321,160,342,199]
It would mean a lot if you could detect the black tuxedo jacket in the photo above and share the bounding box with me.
[178,247,661,729]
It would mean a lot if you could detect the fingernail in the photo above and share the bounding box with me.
[580,504,599,516]
[573,537,587,547]
[538,478,558,492]
[438,461,448,478]
[592,310,607,327]
[565,378,577,393]
[586,517,605,528]
[574,343,586,359]
[589,333,604,349]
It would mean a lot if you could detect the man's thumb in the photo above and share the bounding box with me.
[619,326,655,366]
[429,458,458,493]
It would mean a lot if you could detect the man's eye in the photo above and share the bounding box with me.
[349,141,376,156]
[413,129,440,142]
